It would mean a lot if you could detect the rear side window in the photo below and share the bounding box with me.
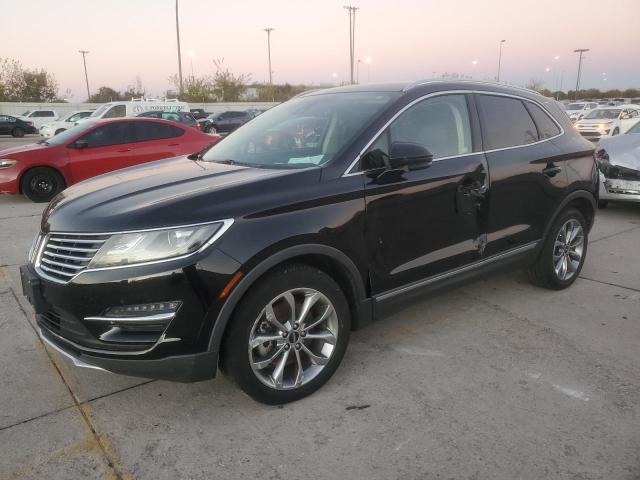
[103,105,127,118]
[525,102,561,139]
[477,95,538,150]
[79,122,135,147]
[134,121,184,141]
[33,111,55,117]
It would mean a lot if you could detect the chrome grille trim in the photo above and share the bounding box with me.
[35,233,109,284]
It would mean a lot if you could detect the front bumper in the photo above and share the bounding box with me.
[0,167,20,194]
[599,173,640,203]
[576,127,610,141]
[20,247,241,382]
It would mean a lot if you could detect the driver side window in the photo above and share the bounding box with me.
[362,94,473,170]
[77,122,135,148]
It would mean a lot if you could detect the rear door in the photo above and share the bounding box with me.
[620,109,639,133]
[67,121,138,181]
[363,93,490,295]
[476,93,567,256]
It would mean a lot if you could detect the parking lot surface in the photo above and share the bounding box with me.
[1,135,639,479]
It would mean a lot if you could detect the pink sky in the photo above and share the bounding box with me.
[3,0,639,100]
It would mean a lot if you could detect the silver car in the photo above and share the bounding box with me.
[595,120,640,206]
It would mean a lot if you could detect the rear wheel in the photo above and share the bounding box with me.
[528,208,588,290]
[21,167,65,203]
[12,127,24,138]
[221,263,350,404]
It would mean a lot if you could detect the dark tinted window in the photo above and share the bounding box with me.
[134,121,183,141]
[33,111,55,117]
[525,102,561,139]
[477,95,538,149]
[79,122,135,147]
[0,115,15,123]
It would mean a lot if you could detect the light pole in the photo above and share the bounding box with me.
[365,56,371,83]
[357,59,361,83]
[78,50,91,100]
[553,55,560,99]
[344,6,359,85]
[496,39,506,82]
[573,48,589,100]
[264,28,274,85]
[175,0,184,97]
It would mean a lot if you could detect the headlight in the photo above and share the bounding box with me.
[0,159,17,169]
[88,220,233,269]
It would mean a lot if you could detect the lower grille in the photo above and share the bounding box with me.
[36,233,110,283]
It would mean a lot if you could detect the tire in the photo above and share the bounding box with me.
[598,200,609,208]
[54,128,65,136]
[206,126,217,134]
[612,128,620,136]
[20,167,65,203]
[221,263,351,404]
[12,127,24,138]
[528,208,588,290]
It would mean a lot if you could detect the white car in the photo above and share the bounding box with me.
[574,106,640,141]
[595,120,640,206]
[564,102,598,122]
[77,98,190,124]
[17,109,59,129]
[39,110,94,138]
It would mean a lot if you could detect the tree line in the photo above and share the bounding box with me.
[2,56,639,104]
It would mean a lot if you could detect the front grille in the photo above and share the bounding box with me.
[36,233,110,282]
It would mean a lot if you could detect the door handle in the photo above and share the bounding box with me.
[542,164,562,177]
[117,148,132,153]
[168,143,179,146]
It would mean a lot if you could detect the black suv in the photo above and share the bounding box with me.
[199,110,252,134]
[21,81,597,404]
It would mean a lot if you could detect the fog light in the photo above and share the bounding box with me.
[104,301,182,318]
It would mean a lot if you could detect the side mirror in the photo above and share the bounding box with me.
[69,140,89,149]
[389,142,433,169]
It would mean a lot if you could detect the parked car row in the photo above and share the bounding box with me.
[574,105,640,141]
[0,115,37,137]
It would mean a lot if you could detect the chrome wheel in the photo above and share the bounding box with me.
[248,288,338,390]
[553,219,584,281]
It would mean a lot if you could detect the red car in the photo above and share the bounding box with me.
[0,117,219,202]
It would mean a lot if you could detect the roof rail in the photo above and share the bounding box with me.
[130,97,181,102]
[403,78,540,96]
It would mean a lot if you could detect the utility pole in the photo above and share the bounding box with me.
[344,6,358,85]
[573,48,589,100]
[496,39,506,82]
[264,27,274,85]
[175,0,184,97]
[78,50,91,100]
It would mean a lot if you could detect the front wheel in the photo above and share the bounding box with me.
[221,264,351,404]
[21,167,65,202]
[528,208,588,290]
[54,128,65,136]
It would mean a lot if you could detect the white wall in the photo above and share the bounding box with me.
[0,102,279,117]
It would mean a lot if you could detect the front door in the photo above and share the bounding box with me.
[363,93,489,295]
[67,121,138,182]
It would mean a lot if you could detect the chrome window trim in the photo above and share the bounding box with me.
[34,218,234,284]
[342,89,565,177]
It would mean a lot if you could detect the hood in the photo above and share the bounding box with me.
[42,156,321,233]
[598,134,640,171]
[0,142,49,157]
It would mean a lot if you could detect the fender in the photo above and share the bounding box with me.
[542,189,597,241]
[206,243,370,356]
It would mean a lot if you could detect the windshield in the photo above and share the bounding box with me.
[201,92,399,168]
[565,104,585,110]
[46,121,96,145]
[585,109,621,120]
[90,104,112,118]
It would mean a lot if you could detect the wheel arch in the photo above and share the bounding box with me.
[543,190,596,241]
[207,244,371,356]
